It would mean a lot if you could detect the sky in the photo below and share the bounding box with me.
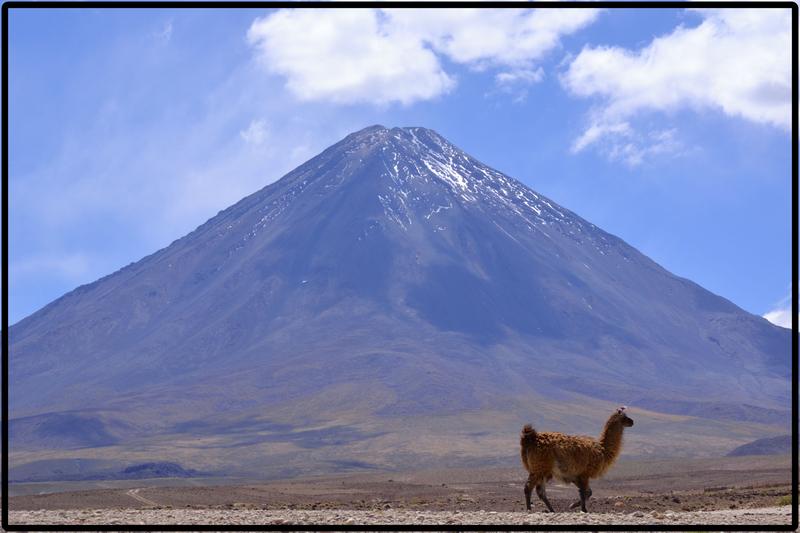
[8,6,793,327]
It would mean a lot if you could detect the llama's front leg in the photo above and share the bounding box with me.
[578,486,591,513]
[535,483,555,513]
[569,481,592,511]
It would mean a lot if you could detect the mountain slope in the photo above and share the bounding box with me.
[10,125,790,477]
[727,435,792,456]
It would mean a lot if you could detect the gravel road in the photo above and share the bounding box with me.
[9,506,793,527]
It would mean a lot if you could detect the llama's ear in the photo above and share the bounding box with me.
[617,406,627,413]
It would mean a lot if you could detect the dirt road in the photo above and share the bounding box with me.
[126,489,159,507]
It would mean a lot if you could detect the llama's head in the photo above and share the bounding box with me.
[613,406,634,427]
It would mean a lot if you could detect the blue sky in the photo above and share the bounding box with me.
[8,7,792,327]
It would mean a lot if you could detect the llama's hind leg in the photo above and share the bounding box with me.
[535,482,555,513]
[524,477,533,511]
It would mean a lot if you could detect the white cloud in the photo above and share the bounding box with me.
[387,8,600,68]
[763,293,795,329]
[493,67,545,102]
[240,119,268,145]
[571,122,685,167]
[606,127,684,167]
[495,68,545,87]
[571,121,631,153]
[763,307,794,329]
[562,8,791,162]
[246,8,601,105]
[247,9,454,106]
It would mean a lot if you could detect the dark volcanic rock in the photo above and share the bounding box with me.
[120,462,198,479]
[10,460,201,482]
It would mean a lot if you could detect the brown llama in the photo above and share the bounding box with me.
[520,406,634,513]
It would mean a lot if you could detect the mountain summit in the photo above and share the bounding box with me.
[10,126,789,478]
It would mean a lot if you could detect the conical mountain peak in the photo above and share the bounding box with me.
[308,125,602,252]
[338,124,458,157]
[9,125,788,477]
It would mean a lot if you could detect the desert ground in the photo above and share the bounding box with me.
[8,454,793,526]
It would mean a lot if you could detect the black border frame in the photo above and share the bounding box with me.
[1,1,797,531]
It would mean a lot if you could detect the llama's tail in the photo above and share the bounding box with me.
[520,424,537,470]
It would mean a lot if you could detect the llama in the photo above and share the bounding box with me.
[520,406,634,513]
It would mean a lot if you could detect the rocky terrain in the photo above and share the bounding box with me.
[8,506,793,527]
[9,455,793,527]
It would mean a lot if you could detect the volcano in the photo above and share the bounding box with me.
[9,126,790,479]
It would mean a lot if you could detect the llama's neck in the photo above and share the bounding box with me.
[599,419,624,464]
